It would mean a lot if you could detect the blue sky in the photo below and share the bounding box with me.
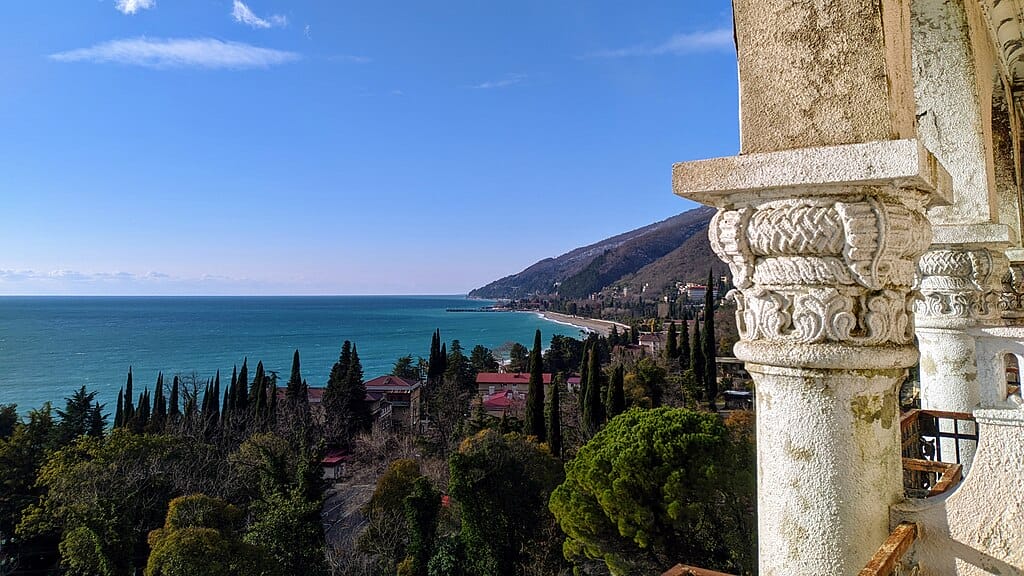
[0,1,739,295]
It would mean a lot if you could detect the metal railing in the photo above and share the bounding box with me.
[900,409,976,497]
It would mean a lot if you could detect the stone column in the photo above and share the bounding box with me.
[674,1,950,573]
[910,0,1013,445]
[676,141,949,576]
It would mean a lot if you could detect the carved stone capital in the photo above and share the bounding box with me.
[999,261,1024,323]
[711,195,930,351]
[915,247,1007,328]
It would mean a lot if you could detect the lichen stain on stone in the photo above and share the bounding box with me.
[779,515,809,561]
[850,393,896,428]
[920,354,937,376]
[784,438,814,461]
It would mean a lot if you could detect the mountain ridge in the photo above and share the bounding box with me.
[469,206,727,299]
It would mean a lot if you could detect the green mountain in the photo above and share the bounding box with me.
[469,206,729,299]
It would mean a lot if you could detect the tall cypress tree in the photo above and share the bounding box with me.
[152,373,167,431]
[114,389,124,428]
[124,367,135,424]
[666,322,679,360]
[236,358,249,412]
[578,341,592,414]
[679,315,691,370]
[582,348,605,435]
[252,361,267,418]
[692,315,705,402]
[212,370,221,421]
[136,389,151,432]
[228,365,238,415]
[169,375,180,419]
[704,270,718,411]
[286,350,303,402]
[524,330,546,441]
[347,345,370,433]
[607,364,626,418]
[547,374,562,458]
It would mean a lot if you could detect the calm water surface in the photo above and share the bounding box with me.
[0,296,583,413]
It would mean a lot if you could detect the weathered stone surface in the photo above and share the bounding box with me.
[893,408,1024,574]
[733,0,916,153]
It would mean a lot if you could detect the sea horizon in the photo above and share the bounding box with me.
[0,295,580,415]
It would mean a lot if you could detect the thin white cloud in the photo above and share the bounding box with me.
[49,37,299,69]
[472,73,527,89]
[232,1,287,29]
[584,28,734,58]
[115,0,156,15]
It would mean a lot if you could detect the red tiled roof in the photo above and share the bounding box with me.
[322,450,349,466]
[365,375,420,390]
[476,372,553,385]
[275,387,325,403]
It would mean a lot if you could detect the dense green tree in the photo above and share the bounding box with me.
[285,350,303,403]
[152,374,167,432]
[123,368,135,425]
[547,375,562,459]
[508,342,530,373]
[403,477,440,576]
[691,317,705,402]
[582,348,604,435]
[469,345,499,374]
[679,317,691,370]
[146,494,282,576]
[18,430,184,575]
[0,403,57,569]
[0,405,16,441]
[427,330,445,382]
[449,430,564,576]
[114,391,124,429]
[665,322,679,361]
[235,359,249,413]
[56,386,105,445]
[359,459,422,573]
[543,335,584,375]
[323,341,370,444]
[392,355,422,381]
[631,357,667,408]
[444,340,476,393]
[524,330,546,441]
[244,490,326,576]
[606,364,626,418]
[251,361,268,418]
[550,407,748,575]
[704,270,718,411]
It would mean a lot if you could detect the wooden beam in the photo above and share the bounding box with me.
[858,522,918,576]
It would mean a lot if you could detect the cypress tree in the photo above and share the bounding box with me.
[547,374,562,458]
[114,389,124,428]
[692,316,705,402]
[630,325,640,345]
[236,358,249,412]
[607,364,625,418]
[679,315,691,370]
[252,361,267,417]
[524,330,546,441]
[610,325,620,347]
[200,382,212,416]
[427,330,442,381]
[666,322,679,360]
[222,386,231,422]
[212,370,221,420]
[137,389,151,431]
[152,373,166,431]
[582,348,604,434]
[286,350,303,402]
[439,343,447,375]
[268,370,278,418]
[346,345,370,432]
[578,341,592,414]
[704,270,718,411]
[169,375,180,419]
[228,365,238,414]
[124,367,135,424]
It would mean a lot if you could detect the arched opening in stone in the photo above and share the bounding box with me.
[1005,352,1021,400]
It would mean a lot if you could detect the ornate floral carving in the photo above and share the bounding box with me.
[999,262,1024,319]
[711,194,930,347]
[914,248,1005,323]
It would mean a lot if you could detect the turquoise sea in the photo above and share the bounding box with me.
[0,296,583,414]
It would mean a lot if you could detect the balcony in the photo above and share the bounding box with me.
[900,409,976,498]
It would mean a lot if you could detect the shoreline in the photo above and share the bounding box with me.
[533,311,630,337]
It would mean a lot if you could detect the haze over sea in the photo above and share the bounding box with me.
[0,295,583,414]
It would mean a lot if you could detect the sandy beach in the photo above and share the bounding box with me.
[537,311,631,337]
